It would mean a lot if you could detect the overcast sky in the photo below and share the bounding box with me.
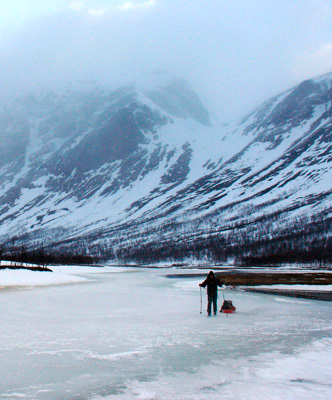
[1,0,332,120]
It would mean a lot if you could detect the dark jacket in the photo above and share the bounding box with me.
[200,275,223,297]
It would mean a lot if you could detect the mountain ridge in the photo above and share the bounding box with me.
[0,73,332,263]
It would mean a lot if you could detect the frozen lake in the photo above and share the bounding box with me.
[0,267,332,399]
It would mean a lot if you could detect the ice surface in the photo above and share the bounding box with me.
[0,267,331,399]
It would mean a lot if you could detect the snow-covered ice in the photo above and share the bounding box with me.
[0,268,87,288]
[0,265,139,288]
[0,267,331,399]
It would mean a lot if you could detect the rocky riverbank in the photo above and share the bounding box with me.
[216,270,332,301]
[215,271,332,286]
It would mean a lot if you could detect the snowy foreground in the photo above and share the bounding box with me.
[0,266,332,400]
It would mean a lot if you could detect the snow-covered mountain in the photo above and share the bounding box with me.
[0,73,331,261]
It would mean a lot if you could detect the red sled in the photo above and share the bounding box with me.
[220,300,236,313]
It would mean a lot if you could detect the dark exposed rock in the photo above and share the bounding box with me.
[160,143,192,185]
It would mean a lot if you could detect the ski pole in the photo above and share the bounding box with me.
[220,288,229,317]
[200,287,202,314]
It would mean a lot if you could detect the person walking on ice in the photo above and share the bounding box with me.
[199,271,224,316]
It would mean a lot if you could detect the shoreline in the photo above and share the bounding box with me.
[0,265,53,272]
[167,270,332,301]
[1,265,332,300]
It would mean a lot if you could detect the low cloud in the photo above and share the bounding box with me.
[118,0,156,11]
[292,42,332,81]
[88,8,106,17]
[1,0,332,121]
[69,2,84,11]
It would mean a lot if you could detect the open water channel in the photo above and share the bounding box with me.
[0,267,331,399]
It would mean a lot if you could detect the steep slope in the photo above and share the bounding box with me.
[0,73,331,262]
[0,80,213,237]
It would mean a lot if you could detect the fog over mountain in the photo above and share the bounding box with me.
[1,0,332,120]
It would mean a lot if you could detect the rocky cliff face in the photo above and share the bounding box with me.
[0,73,331,261]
